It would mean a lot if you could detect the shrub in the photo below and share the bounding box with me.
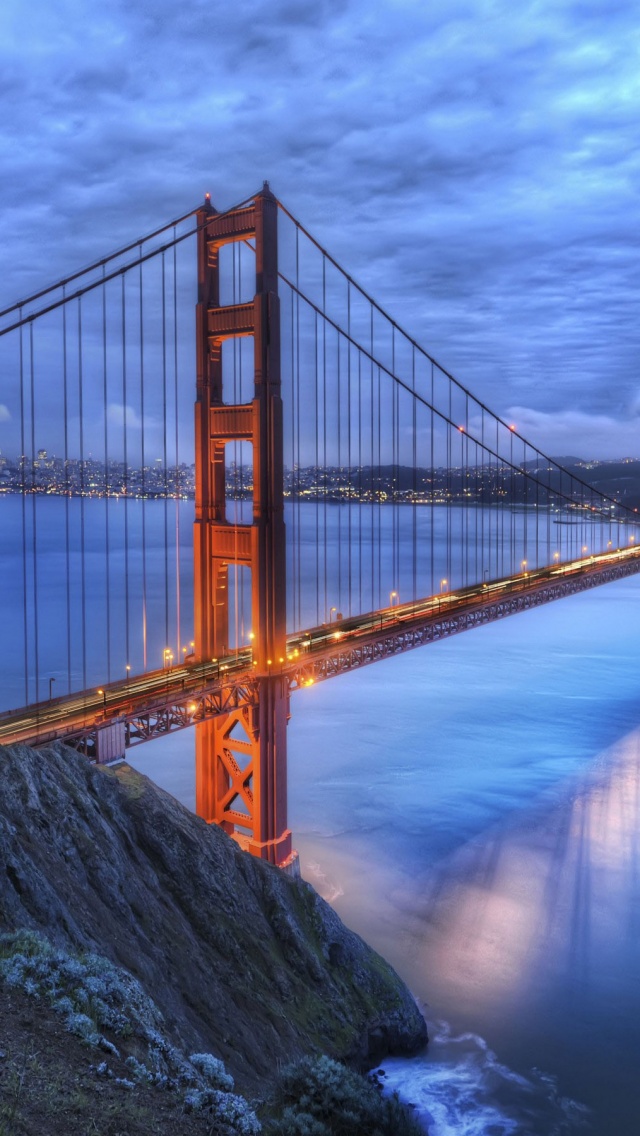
[189,1052,235,1092]
[0,930,262,1135]
[262,1055,424,1136]
[183,1088,262,1134]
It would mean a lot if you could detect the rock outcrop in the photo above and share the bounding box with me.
[0,742,427,1090]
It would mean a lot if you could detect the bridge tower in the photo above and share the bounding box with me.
[193,185,292,866]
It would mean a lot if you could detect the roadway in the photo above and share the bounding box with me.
[2,543,640,751]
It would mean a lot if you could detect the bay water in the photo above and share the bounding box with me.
[3,497,640,1133]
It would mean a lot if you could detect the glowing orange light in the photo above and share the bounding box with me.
[459,425,465,432]
[188,703,196,712]
[509,423,516,431]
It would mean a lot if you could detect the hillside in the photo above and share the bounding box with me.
[0,742,427,1097]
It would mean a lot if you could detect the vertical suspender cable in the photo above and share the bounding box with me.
[337,326,342,612]
[291,235,298,631]
[77,299,87,689]
[162,253,169,652]
[102,270,112,683]
[19,312,29,704]
[139,250,147,672]
[391,326,396,598]
[370,308,375,610]
[29,324,40,701]
[173,233,181,658]
[63,292,73,692]
[375,363,379,613]
[430,363,434,596]
[446,374,452,586]
[482,424,487,580]
[232,243,240,654]
[412,347,417,604]
[239,243,246,640]
[357,351,362,615]
[314,309,320,625]
[511,427,516,572]
[295,268,301,629]
[322,257,327,621]
[347,284,352,616]
[122,275,131,671]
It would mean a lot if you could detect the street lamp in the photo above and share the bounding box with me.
[329,606,338,622]
[125,664,131,685]
[389,590,399,606]
[97,688,106,709]
[49,676,55,701]
[440,578,448,593]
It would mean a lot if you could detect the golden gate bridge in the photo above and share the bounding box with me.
[1,183,639,869]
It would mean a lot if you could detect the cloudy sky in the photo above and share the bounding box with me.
[0,0,639,459]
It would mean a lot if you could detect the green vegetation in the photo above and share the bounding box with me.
[261,1054,424,1136]
[0,930,261,1135]
[0,931,426,1135]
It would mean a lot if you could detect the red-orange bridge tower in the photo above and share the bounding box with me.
[194,185,293,868]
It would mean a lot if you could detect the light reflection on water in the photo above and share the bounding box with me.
[372,731,640,1134]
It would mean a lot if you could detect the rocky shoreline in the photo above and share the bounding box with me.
[0,742,427,1094]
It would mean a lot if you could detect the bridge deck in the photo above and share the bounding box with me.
[1,544,640,755]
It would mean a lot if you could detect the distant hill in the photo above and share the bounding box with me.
[556,460,640,509]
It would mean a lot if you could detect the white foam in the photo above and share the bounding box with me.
[375,1021,591,1136]
[304,858,345,902]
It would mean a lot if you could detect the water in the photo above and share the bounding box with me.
[285,585,640,1134]
[3,498,640,1132]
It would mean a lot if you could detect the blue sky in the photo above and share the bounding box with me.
[0,0,639,458]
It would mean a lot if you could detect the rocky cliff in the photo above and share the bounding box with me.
[0,742,426,1091]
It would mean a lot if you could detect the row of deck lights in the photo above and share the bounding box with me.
[92,535,639,710]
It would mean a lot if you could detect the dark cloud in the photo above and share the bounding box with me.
[0,0,638,459]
